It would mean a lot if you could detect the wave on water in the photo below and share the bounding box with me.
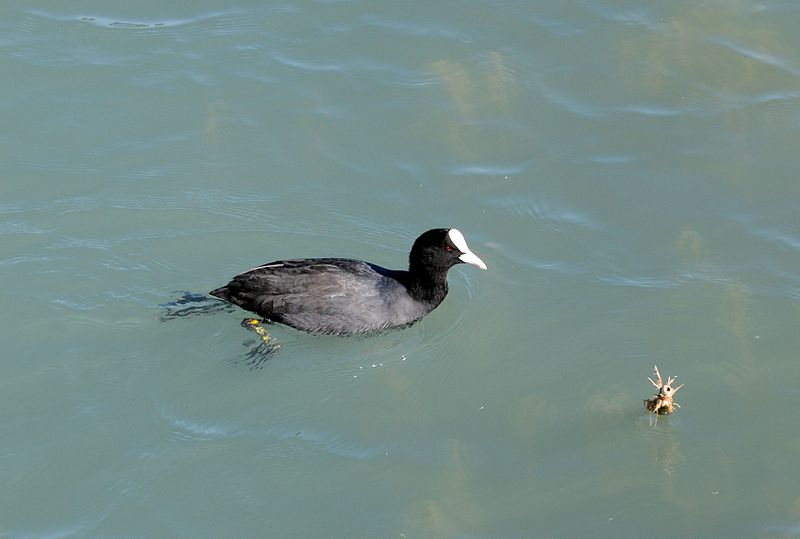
[26,7,255,33]
[489,193,604,233]
[740,221,800,253]
[593,273,681,289]
[540,84,688,118]
[360,13,475,43]
[0,221,52,235]
[706,36,800,77]
[449,161,531,177]
[158,401,382,460]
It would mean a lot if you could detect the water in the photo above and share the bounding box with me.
[3,1,800,537]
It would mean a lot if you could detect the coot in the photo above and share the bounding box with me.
[209,228,487,335]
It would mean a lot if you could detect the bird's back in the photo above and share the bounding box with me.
[210,258,431,335]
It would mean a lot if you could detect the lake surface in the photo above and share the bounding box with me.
[3,1,800,537]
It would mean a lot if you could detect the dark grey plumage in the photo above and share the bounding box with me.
[210,228,486,335]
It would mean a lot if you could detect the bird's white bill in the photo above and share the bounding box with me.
[458,250,487,270]
[449,228,488,270]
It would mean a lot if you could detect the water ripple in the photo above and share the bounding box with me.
[28,8,251,33]
[489,194,603,233]
[593,274,680,289]
[270,51,345,73]
[49,298,102,312]
[734,213,800,252]
[1,190,279,222]
[528,13,585,37]
[360,14,474,43]
[707,36,800,78]
[49,237,112,251]
[264,425,380,460]
[158,404,381,460]
[541,84,687,118]
[0,255,57,268]
[168,415,243,442]
[449,161,531,177]
[0,221,52,235]
[587,154,636,165]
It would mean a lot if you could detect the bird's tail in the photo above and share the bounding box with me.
[209,286,231,301]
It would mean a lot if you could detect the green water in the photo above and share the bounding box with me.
[3,1,800,537]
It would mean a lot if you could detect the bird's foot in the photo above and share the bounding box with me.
[241,318,272,344]
[237,318,279,369]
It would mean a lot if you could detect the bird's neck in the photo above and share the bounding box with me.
[406,265,449,306]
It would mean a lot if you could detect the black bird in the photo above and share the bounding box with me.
[209,228,487,336]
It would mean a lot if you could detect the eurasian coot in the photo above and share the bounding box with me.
[209,228,487,335]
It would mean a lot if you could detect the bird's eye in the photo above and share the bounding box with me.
[446,245,453,251]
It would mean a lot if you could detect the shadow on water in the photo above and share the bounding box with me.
[230,338,281,370]
[158,291,236,321]
[159,291,280,368]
